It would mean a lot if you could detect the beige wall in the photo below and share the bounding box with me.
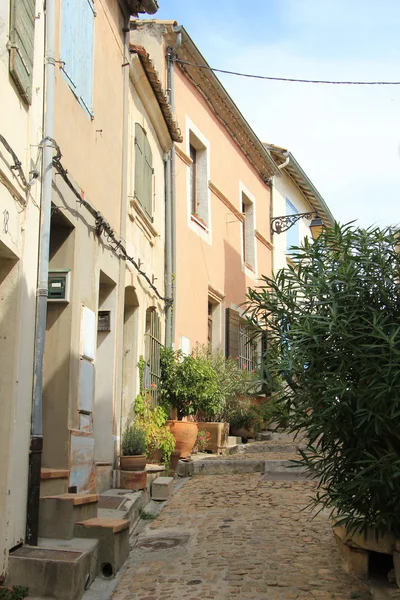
[172,67,272,351]
[0,0,45,575]
[272,171,315,274]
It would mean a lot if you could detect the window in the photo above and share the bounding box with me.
[134,123,153,220]
[225,308,259,372]
[189,144,197,215]
[241,192,255,271]
[144,307,162,406]
[286,198,299,253]
[208,301,213,345]
[188,130,208,226]
[60,0,95,117]
[9,0,35,104]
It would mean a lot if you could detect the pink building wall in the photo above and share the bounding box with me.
[173,67,272,351]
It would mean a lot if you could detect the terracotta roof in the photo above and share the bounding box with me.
[265,143,335,226]
[175,28,280,182]
[130,44,183,143]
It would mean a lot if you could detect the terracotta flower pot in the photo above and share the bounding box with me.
[166,420,197,458]
[147,449,162,464]
[120,455,146,471]
[169,449,182,472]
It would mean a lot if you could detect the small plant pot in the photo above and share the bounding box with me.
[147,448,163,464]
[169,449,182,472]
[120,455,146,471]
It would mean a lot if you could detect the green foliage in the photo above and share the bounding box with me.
[121,424,146,456]
[246,223,400,537]
[230,401,273,433]
[139,509,158,520]
[160,345,259,422]
[134,391,175,464]
[0,587,29,600]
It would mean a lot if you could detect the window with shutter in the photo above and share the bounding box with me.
[9,0,35,104]
[60,0,95,118]
[225,308,240,360]
[134,123,153,220]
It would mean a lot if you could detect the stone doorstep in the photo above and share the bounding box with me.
[41,493,99,506]
[97,488,150,533]
[7,538,98,600]
[75,518,130,534]
[41,468,70,480]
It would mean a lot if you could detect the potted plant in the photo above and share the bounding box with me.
[134,389,176,465]
[120,424,146,471]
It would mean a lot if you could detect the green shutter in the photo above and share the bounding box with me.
[226,308,240,359]
[9,0,35,104]
[134,123,153,220]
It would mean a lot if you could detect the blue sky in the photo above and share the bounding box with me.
[155,0,400,228]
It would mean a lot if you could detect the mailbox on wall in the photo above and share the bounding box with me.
[48,270,71,302]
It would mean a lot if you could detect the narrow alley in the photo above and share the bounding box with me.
[112,472,372,600]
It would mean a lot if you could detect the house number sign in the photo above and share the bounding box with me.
[3,209,9,234]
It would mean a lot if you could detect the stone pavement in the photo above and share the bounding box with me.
[112,473,372,600]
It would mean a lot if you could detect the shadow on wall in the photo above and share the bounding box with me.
[0,248,33,576]
[223,238,248,310]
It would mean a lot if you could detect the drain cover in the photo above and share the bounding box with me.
[98,496,127,510]
[136,534,190,551]
[12,547,82,562]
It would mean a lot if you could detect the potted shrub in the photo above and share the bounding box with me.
[246,223,400,543]
[134,390,176,465]
[120,424,146,471]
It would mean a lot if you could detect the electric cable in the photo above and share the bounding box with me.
[175,58,400,86]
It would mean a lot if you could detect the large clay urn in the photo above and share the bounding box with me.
[166,420,197,458]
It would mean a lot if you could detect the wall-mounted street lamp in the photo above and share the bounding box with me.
[271,212,324,240]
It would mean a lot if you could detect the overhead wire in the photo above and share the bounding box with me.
[175,58,400,86]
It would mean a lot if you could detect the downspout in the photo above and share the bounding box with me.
[167,25,182,348]
[118,16,130,459]
[164,152,172,346]
[26,0,55,546]
[278,152,290,170]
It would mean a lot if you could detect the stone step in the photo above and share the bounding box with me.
[255,432,272,441]
[7,537,98,600]
[244,442,299,454]
[193,458,265,475]
[264,459,307,474]
[227,436,242,445]
[151,477,173,501]
[39,494,99,540]
[40,468,70,496]
[97,488,150,533]
[74,518,130,579]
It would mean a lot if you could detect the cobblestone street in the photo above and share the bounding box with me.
[112,473,373,600]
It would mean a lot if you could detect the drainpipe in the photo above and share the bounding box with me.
[167,26,182,348]
[118,17,131,458]
[26,0,55,546]
[164,152,172,346]
[278,152,290,170]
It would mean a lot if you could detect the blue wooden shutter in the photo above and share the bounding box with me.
[286,198,299,253]
[60,0,78,89]
[9,0,35,104]
[60,0,95,116]
[76,0,95,114]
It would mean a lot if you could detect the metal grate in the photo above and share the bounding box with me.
[238,323,259,372]
[144,308,162,406]
[12,547,82,562]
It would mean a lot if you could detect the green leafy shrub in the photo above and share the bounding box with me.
[246,223,400,536]
[0,587,28,600]
[121,424,146,456]
[160,345,259,422]
[134,391,175,464]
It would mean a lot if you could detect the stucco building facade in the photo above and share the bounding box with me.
[131,21,280,365]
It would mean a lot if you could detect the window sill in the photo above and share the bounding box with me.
[244,262,255,273]
[129,197,158,239]
[191,213,208,231]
